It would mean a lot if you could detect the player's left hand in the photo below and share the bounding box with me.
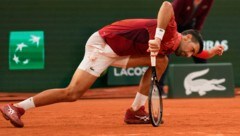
[212,45,224,56]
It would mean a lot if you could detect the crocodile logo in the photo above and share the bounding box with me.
[184,68,226,96]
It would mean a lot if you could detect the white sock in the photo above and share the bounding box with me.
[131,92,148,111]
[14,97,36,110]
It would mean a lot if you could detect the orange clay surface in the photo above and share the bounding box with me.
[1,86,240,136]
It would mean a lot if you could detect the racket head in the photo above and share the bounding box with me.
[148,67,163,127]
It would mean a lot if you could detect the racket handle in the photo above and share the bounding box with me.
[150,52,157,67]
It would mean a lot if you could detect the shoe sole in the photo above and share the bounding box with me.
[124,119,150,124]
[125,119,164,124]
[0,108,24,128]
[125,121,150,124]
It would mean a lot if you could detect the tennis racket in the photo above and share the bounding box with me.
[148,52,163,127]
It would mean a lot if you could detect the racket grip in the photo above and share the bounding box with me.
[150,52,157,67]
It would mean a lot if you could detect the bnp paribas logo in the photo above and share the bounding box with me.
[9,31,45,70]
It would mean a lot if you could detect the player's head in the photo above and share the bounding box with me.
[175,29,204,57]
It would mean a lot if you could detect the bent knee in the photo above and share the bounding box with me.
[156,55,169,65]
[155,56,169,72]
[163,56,169,64]
[64,87,83,102]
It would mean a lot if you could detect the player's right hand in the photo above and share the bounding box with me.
[147,38,161,56]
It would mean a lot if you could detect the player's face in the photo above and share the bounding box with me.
[175,35,200,57]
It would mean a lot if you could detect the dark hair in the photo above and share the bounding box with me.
[181,29,204,54]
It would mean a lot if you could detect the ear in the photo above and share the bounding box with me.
[182,34,192,42]
[184,34,192,42]
[186,34,192,39]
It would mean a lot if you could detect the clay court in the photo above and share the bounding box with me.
[1,86,240,136]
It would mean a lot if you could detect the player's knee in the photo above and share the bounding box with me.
[156,56,168,70]
[163,56,169,64]
[156,56,168,65]
[163,56,169,67]
[64,87,82,102]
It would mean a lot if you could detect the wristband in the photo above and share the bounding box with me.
[155,28,165,40]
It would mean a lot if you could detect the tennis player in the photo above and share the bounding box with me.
[158,0,215,96]
[0,1,224,127]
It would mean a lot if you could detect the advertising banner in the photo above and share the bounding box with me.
[167,63,234,98]
[9,31,45,70]
[107,67,148,86]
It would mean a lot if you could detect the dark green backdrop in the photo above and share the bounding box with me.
[0,0,239,92]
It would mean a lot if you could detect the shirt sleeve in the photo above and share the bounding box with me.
[194,50,209,59]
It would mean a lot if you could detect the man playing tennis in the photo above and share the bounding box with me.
[0,1,224,127]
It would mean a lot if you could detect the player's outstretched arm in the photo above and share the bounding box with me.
[207,45,224,57]
[195,45,224,59]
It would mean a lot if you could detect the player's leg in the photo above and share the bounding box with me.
[0,32,113,127]
[124,55,168,124]
[158,55,170,98]
[0,68,98,128]
[32,69,98,107]
[126,55,168,95]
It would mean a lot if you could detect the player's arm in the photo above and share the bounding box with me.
[148,1,174,54]
[194,45,224,59]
